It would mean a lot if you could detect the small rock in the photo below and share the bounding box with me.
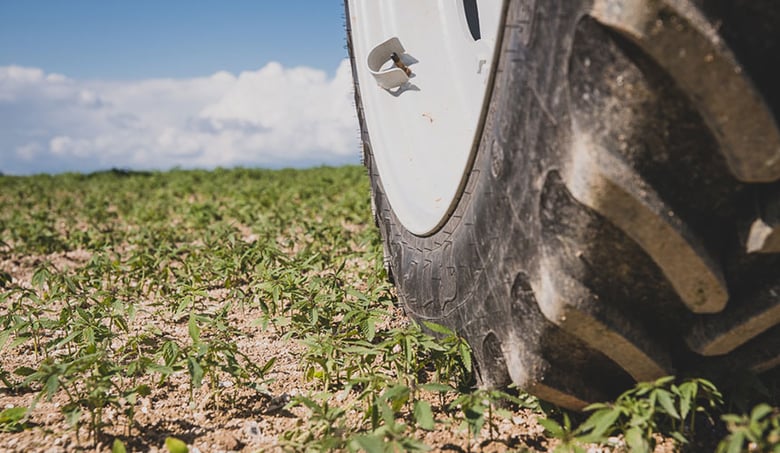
[264,393,290,414]
[244,421,262,440]
[214,431,240,451]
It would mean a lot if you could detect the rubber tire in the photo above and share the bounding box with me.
[347,0,780,409]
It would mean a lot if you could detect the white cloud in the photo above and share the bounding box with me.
[0,61,360,174]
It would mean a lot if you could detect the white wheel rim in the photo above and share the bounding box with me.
[349,0,504,235]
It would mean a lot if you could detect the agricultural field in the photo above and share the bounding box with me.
[0,167,777,452]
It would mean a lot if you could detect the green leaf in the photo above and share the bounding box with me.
[63,406,81,428]
[655,389,680,419]
[495,408,513,420]
[365,320,376,342]
[31,265,51,288]
[419,383,453,393]
[467,413,485,436]
[165,437,189,453]
[44,374,60,399]
[670,431,688,445]
[187,357,204,388]
[677,382,694,421]
[350,434,384,453]
[13,366,36,377]
[459,342,472,372]
[0,270,11,288]
[720,432,746,453]
[146,363,175,376]
[0,407,27,432]
[583,402,609,411]
[721,414,743,424]
[0,331,10,351]
[422,321,454,336]
[342,345,382,355]
[112,439,127,453]
[0,407,26,424]
[383,385,410,413]
[653,376,676,387]
[538,418,564,438]
[187,315,200,343]
[624,427,650,453]
[750,403,774,421]
[414,400,435,430]
[577,408,620,441]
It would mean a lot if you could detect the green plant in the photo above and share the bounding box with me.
[349,392,430,453]
[541,376,723,453]
[539,412,586,453]
[111,438,127,453]
[421,321,473,388]
[0,167,372,446]
[0,407,28,433]
[718,404,780,453]
[165,436,189,453]
[6,167,773,451]
[449,388,528,449]
[282,392,350,451]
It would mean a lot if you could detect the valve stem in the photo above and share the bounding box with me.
[390,52,412,76]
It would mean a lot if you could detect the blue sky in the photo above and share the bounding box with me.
[0,1,359,174]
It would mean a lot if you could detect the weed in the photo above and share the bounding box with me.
[718,404,780,453]
[540,376,723,452]
[2,167,771,451]
[0,168,364,445]
[450,388,530,447]
[0,407,28,433]
[538,412,584,453]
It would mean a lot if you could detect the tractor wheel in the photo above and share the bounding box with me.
[346,0,780,409]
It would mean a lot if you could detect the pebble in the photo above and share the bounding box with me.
[215,431,240,451]
[264,393,290,413]
[244,420,262,440]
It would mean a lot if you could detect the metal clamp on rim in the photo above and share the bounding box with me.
[367,37,412,90]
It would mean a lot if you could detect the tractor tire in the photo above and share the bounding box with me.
[346,0,780,409]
